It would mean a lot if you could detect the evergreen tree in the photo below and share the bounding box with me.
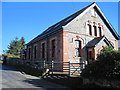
[7,36,25,58]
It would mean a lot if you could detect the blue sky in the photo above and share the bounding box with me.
[2,2,119,54]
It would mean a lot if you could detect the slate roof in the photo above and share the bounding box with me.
[86,36,114,48]
[27,2,120,45]
[27,2,95,45]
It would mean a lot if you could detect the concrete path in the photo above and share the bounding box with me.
[0,64,68,89]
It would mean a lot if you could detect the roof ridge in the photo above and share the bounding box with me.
[27,2,95,45]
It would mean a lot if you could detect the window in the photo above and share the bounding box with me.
[88,24,92,35]
[93,26,97,36]
[34,46,37,59]
[92,8,97,17]
[98,27,102,36]
[52,39,56,57]
[75,40,81,57]
[28,48,31,59]
[42,43,45,58]
[89,51,92,59]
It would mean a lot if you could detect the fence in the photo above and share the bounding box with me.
[45,61,85,76]
[6,59,85,76]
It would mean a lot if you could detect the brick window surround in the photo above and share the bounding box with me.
[72,36,84,57]
[86,21,103,37]
[50,37,57,58]
[75,40,82,57]
[88,24,92,35]
[28,46,31,60]
[33,44,37,59]
[41,40,47,59]
[93,25,97,36]
[34,46,37,59]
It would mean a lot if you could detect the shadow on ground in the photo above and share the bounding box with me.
[2,64,21,72]
[42,75,112,89]
[22,78,69,89]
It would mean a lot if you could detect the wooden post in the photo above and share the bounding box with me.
[52,61,54,75]
[69,61,70,76]
[44,60,45,68]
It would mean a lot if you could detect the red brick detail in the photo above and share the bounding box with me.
[92,47,95,59]
[98,23,101,27]
[109,41,114,47]
[91,26,93,36]
[63,31,68,62]
[94,47,97,60]
[72,41,75,57]
[98,46,104,54]
[116,40,118,51]
[60,31,63,62]
[81,48,84,57]
[88,20,91,24]
[60,31,68,63]
[72,36,84,57]
[93,22,96,26]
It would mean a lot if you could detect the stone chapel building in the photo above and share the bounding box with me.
[23,2,120,65]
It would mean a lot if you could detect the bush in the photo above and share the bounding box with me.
[81,46,120,79]
[13,64,44,77]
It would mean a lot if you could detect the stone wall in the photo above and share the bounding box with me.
[26,31,62,63]
[62,7,117,63]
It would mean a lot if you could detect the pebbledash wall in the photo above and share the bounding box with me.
[25,3,119,65]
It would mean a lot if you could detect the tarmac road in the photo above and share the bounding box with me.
[0,64,68,89]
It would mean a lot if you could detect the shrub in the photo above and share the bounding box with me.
[13,64,44,77]
[81,46,120,80]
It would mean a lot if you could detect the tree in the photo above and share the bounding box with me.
[81,46,120,79]
[7,36,26,58]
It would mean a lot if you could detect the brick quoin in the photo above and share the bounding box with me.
[63,31,68,62]
[116,40,119,50]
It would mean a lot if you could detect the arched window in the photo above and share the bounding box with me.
[75,40,81,57]
[91,8,97,17]
[98,27,102,37]
[88,24,92,35]
[93,26,97,36]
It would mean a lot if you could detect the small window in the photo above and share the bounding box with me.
[88,24,92,35]
[98,27,102,37]
[52,39,56,57]
[42,43,45,58]
[92,8,97,17]
[93,26,97,36]
[34,46,37,59]
[28,48,31,59]
[75,40,81,57]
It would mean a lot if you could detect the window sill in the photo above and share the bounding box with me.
[87,35,97,38]
[73,57,81,59]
